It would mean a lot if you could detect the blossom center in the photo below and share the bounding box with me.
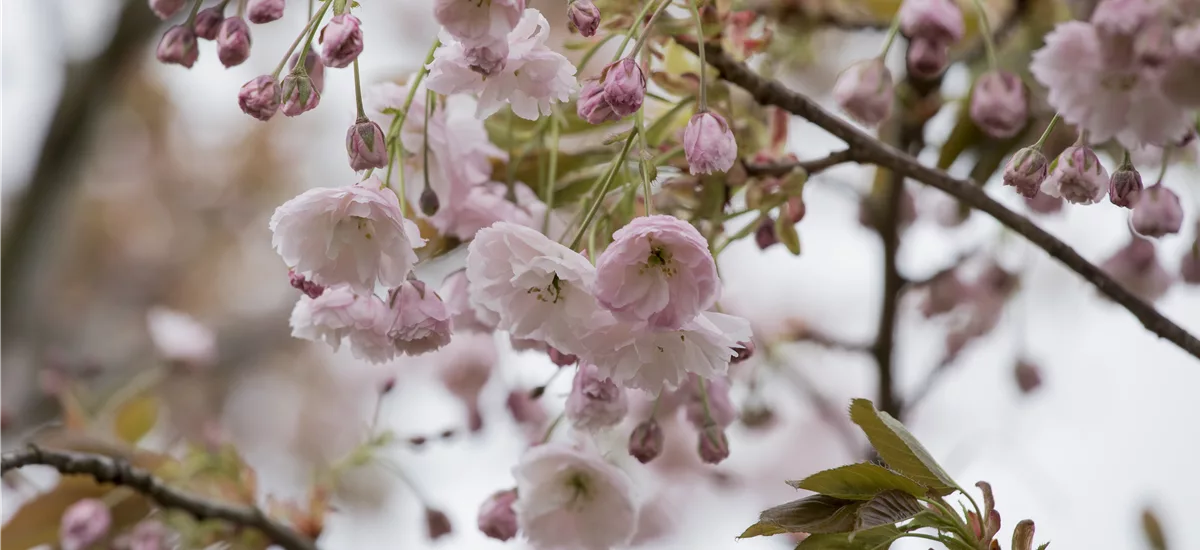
[641,243,676,277]
[564,471,592,510]
[527,274,564,304]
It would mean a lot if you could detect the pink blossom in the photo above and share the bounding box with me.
[833,59,894,128]
[566,363,628,430]
[1089,0,1161,37]
[512,443,637,550]
[677,374,737,429]
[1108,163,1143,208]
[1100,237,1174,302]
[60,498,111,550]
[1180,242,1200,284]
[146,307,216,367]
[478,489,519,541]
[683,112,738,175]
[583,311,753,393]
[194,7,225,40]
[247,0,285,24]
[320,14,363,69]
[426,9,578,120]
[628,419,664,463]
[434,331,498,430]
[898,0,965,43]
[568,0,601,37]
[289,285,395,363]
[1041,146,1109,204]
[593,215,719,330]
[1030,21,1191,146]
[269,182,425,294]
[697,424,730,464]
[386,280,453,356]
[237,75,279,121]
[434,0,524,46]
[577,81,620,124]
[1164,22,1200,106]
[217,17,252,67]
[156,25,198,68]
[445,181,546,240]
[1002,147,1049,198]
[906,36,950,78]
[465,222,603,352]
[441,269,495,333]
[1130,183,1184,238]
[970,70,1028,139]
[149,0,185,19]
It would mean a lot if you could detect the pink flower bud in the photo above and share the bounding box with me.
[602,58,646,117]
[732,340,755,363]
[346,120,388,171]
[194,6,225,40]
[547,347,578,366]
[60,498,111,550]
[289,270,326,298]
[237,75,281,121]
[217,17,253,67]
[566,363,628,430]
[1002,147,1049,198]
[1014,359,1042,394]
[920,271,968,317]
[697,424,730,464]
[755,217,777,249]
[477,489,519,541]
[1025,191,1063,214]
[156,25,198,68]
[425,508,453,540]
[121,520,169,550]
[290,51,325,93]
[679,375,736,429]
[1108,163,1143,208]
[1131,183,1184,238]
[320,14,364,69]
[506,389,548,426]
[1181,243,1200,284]
[420,186,441,216]
[970,70,1028,139]
[465,43,508,77]
[1101,237,1173,302]
[576,81,620,124]
[899,0,965,43]
[569,0,601,37]
[149,0,186,19]
[280,72,321,116]
[684,111,738,175]
[833,59,894,127]
[628,419,664,463]
[906,37,950,79]
[1043,146,1108,204]
[247,0,285,24]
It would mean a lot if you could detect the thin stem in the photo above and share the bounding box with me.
[384,38,441,202]
[1032,113,1060,149]
[544,109,562,232]
[579,34,621,72]
[423,89,434,196]
[570,130,639,249]
[713,213,766,255]
[629,0,672,59]
[969,0,999,69]
[353,59,367,120]
[308,0,314,17]
[541,412,565,443]
[185,0,204,24]
[635,106,654,216]
[1156,146,1171,183]
[272,0,333,78]
[1120,149,1132,169]
[689,0,709,110]
[879,15,903,58]
[378,458,432,505]
[236,0,247,17]
[614,0,662,62]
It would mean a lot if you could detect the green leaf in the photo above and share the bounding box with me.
[788,463,927,500]
[775,216,801,255]
[854,490,925,531]
[1,476,153,548]
[114,394,159,444]
[1036,544,1051,550]
[848,399,957,495]
[738,521,789,539]
[906,510,959,532]
[755,494,863,535]
[795,525,902,550]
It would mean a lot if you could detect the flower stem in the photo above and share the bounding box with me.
[635,106,654,216]
[383,38,441,202]
[272,0,333,79]
[1156,147,1172,183]
[878,15,902,59]
[422,89,434,196]
[570,130,639,250]
[352,58,367,120]
[689,0,709,110]
[541,412,565,444]
[185,0,204,25]
[629,0,672,59]
[580,34,620,72]
[1032,113,1060,149]
[614,0,662,62]
[543,108,562,233]
[969,0,999,70]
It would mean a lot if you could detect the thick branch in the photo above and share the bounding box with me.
[677,39,1200,362]
[2,446,318,550]
[743,149,861,178]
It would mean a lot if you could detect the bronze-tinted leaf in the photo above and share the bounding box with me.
[854,490,925,531]
[788,463,926,500]
[757,494,863,535]
[794,524,903,550]
[1,477,152,548]
[848,399,957,495]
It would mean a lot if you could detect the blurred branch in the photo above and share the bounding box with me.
[1,0,160,336]
[675,38,1200,362]
[742,149,861,178]
[2,445,319,550]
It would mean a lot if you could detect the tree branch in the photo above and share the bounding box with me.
[676,39,1200,362]
[2,446,318,550]
[743,149,861,178]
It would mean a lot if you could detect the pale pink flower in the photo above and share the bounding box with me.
[426,9,578,120]
[386,280,453,356]
[1089,0,1161,37]
[898,0,965,43]
[1041,146,1109,204]
[512,443,637,550]
[1130,183,1184,238]
[1163,22,1200,106]
[969,70,1028,139]
[478,489,519,541]
[289,285,395,363]
[676,374,737,429]
[465,222,603,352]
[441,269,495,333]
[1002,147,1049,198]
[583,312,752,393]
[320,14,363,69]
[434,332,497,432]
[434,0,524,46]
[1100,237,1174,302]
[683,112,738,175]
[593,215,719,330]
[60,498,111,550]
[445,181,547,240]
[146,307,216,367]
[833,59,894,128]
[1030,21,1191,146]
[269,181,425,294]
[566,363,628,430]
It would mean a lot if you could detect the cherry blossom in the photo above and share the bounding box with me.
[386,279,453,356]
[289,285,395,363]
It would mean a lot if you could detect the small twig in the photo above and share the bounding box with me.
[674,38,1200,362]
[742,149,861,178]
[2,446,318,550]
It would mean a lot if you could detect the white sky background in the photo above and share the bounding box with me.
[5,1,1200,549]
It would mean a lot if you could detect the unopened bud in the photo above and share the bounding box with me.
[420,186,440,216]
[424,508,453,540]
[1011,519,1035,550]
[289,270,326,298]
[156,25,198,68]
[60,498,111,550]
[149,0,186,20]
[970,70,1028,139]
[1046,145,1109,204]
[577,81,619,124]
[1131,183,1184,238]
[217,17,253,67]
[1014,359,1042,394]
[755,216,778,249]
[247,0,285,24]
[320,14,364,69]
[1025,190,1063,214]
[290,51,325,94]
[569,0,601,37]
[899,0,965,43]
[380,376,396,394]
[906,37,950,79]
[194,6,225,40]
[681,375,736,429]
[833,59,894,127]
[731,340,755,363]
[346,120,388,171]
[566,363,628,430]
[280,72,321,116]
[920,271,967,318]
[237,75,281,121]
[477,489,519,541]
[602,58,646,117]
[628,419,664,463]
[547,347,578,367]
[697,424,730,464]
[1002,147,1049,198]
[506,389,547,426]
[1108,163,1143,208]
[684,111,738,175]
[465,43,508,77]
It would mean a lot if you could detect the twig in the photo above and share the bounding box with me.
[2,446,318,550]
[742,149,861,178]
[872,168,906,419]
[674,38,1200,362]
